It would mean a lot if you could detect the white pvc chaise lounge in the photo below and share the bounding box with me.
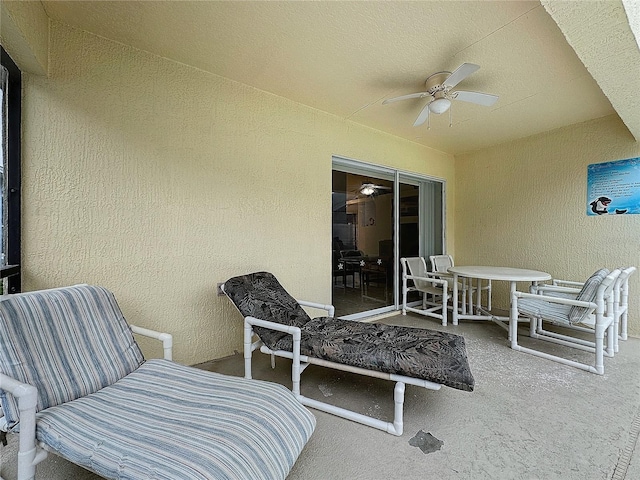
[222,271,475,436]
[0,285,315,480]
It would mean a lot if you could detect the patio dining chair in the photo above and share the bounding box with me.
[429,255,492,312]
[511,268,620,374]
[0,285,315,480]
[401,257,448,325]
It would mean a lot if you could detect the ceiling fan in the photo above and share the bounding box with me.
[382,63,498,128]
[344,182,392,206]
[358,182,391,196]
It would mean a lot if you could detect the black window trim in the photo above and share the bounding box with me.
[1,46,21,293]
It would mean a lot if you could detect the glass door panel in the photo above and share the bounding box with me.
[332,171,394,316]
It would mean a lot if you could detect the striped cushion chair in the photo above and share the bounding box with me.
[512,269,620,375]
[0,285,315,480]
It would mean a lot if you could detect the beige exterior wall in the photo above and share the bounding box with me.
[18,21,454,364]
[456,115,640,336]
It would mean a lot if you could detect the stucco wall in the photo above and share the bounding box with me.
[20,21,454,364]
[455,115,640,336]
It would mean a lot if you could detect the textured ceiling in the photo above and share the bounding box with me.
[39,1,639,155]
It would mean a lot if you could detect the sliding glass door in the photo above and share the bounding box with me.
[332,158,444,319]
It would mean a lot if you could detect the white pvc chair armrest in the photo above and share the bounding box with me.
[297,300,335,317]
[535,285,581,294]
[404,274,448,288]
[552,279,585,287]
[244,316,303,396]
[0,372,45,479]
[513,290,596,309]
[0,373,38,416]
[428,271,453,279]
[130,325,173,361]
[244,316,302,338]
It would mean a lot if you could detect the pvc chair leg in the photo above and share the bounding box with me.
[621,309,628,340]
[392,382,406,436]
[442,289,448,326]
[401,282,407,315]
[243,322,253,380]
[529,317,538,337]
[595,327,606,375]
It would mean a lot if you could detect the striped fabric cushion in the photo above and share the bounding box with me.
[568,268,609,324]
[517,298,573,326]
[36,359,316,480]
[0,285,144,428]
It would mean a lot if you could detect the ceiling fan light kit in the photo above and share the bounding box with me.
[383,63,498,128]
[360,184,376,196]
[428,97,451,114]
[358,182,392,197]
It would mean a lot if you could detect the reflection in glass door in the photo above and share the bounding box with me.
[332,171,394,316]
[398,183,421,304]
[331,158,444,319]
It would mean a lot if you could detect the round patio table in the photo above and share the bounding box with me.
[448,266,551,345]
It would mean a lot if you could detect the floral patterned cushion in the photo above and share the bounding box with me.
[274,317,474,392]
[223,272,312,348]
[224,272,475,392]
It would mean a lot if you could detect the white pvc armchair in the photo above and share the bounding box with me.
[535,266,636,353]
[401,257,448,325]
[511,268,620,374]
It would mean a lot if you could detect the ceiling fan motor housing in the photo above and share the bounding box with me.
[425,72,451,95]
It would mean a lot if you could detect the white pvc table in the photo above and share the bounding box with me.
[448,266,551,344]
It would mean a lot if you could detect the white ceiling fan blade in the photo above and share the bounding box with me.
[382,92,430,104]
[443,63,480,89]
[413,103,430,127]
[453,90,499,107]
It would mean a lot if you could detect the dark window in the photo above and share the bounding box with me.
[1,46,21,293]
